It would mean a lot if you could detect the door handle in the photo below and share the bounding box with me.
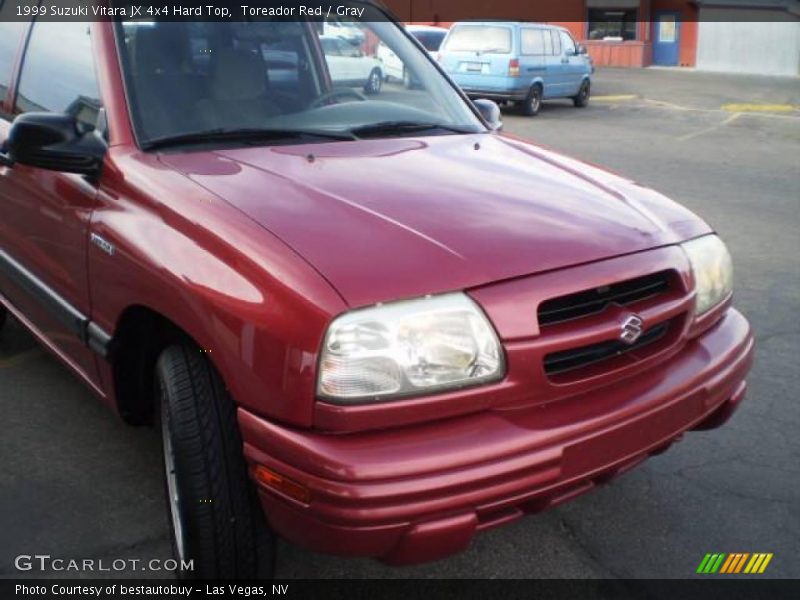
[561,58,569,64]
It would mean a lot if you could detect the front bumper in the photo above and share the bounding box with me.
[240,309,753,565]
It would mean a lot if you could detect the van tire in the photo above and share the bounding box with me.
[522,84,543,116]
[573,80,590,107]
[156,344,275,579]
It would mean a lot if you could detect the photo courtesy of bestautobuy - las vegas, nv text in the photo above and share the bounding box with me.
[0,0,798,599]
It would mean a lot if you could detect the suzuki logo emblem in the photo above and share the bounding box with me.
[620,314,644,345]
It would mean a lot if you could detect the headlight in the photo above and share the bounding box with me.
[317,293,505,403]
[682,235,733,316]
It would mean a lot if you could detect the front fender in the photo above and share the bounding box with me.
[89,148,347,427]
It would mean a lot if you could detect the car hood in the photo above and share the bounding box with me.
[160,134,710,308]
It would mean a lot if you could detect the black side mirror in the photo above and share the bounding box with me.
[0,112,106,179]
[473,98,503,132]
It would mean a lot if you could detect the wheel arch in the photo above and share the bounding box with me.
[528,78,545,99]
[529,77,545,91]
[90,149,348,428]
[111,304,204,425]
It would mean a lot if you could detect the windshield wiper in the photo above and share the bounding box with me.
[350,121,478,138]
[142,127,357,151]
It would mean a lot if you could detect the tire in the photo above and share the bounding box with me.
[0,305,7,332]
[364,68,383,95]
[522,84,543,116]
[156,344,275,579]
[573,80,590,108]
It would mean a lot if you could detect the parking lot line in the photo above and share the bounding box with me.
[635,98,800,121]
[676,112,741,142]
[591,94,638,102]
[722,103,798,114]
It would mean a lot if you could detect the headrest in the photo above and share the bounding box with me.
[134,25,187,76]
[211,47,267,101]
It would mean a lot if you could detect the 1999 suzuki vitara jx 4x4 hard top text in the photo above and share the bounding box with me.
[0,2,753,579]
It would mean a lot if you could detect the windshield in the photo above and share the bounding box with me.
[115,8,484,148]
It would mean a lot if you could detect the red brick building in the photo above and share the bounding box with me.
[382,0,800,75]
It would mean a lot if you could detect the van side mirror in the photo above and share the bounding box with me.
[576,44,588,55]
[0,112,106,179]
[473,98,503,132]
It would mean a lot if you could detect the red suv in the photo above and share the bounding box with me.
[0,6,753,579]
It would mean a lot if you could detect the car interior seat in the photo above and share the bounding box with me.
[130,25,208,139]
[196,47,283,130]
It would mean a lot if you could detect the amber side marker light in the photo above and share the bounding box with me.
[252,465,312,503]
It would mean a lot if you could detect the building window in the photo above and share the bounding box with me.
[587,9,638,41]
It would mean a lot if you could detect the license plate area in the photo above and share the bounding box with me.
[562,392,703,479]
[462,61,488,73]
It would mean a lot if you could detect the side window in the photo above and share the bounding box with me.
[0,13,26,112]
[521,29,545,55]
[560,31,577,55]
[321,38,340,56]
[16,22,102,129]
[549,30,562,56]
[543,29,553,55]
[262,39,301,86]
[338,40,361,59]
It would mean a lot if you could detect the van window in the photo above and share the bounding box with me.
[15,22,102,129]
[0,15,26,110]
[549,30,562,56]
[521,29,545,55]
[560,31,577,55]
[443,26,512,54]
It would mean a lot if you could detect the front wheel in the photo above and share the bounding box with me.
[573,80,590,107]
[364,68,383,95]
[522,85,543,116]
[156,344,275,579]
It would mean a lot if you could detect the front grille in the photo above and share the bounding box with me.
[544,321,671,376]
[537,271,671,327]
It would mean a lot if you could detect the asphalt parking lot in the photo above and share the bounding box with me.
[1,67,798,580]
